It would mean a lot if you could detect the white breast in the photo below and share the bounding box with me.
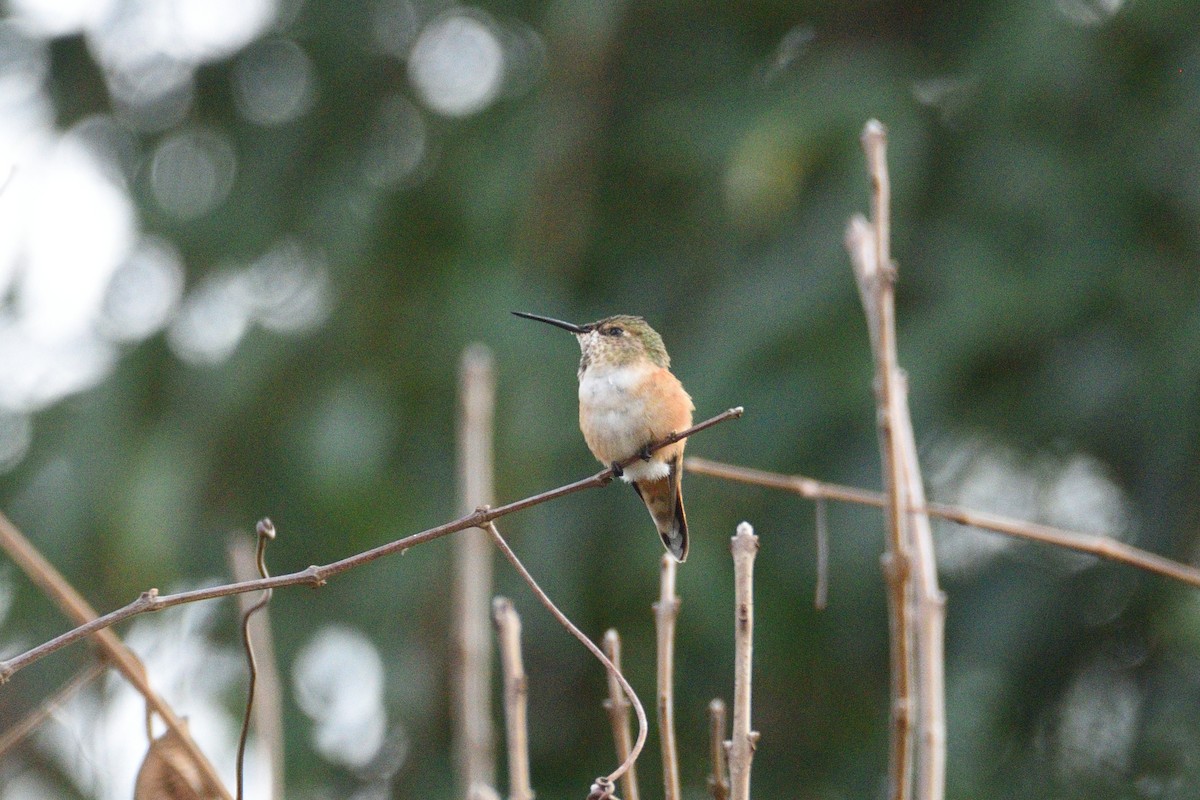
[579,363,660,480]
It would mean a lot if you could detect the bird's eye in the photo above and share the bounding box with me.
[603,326,623,336]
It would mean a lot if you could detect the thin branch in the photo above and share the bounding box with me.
[483,522,648,794]
[727,523,760,800]
[851,119,944,800]
[602,630,640,800]
[654,554,681,800]
[227,536,285,800]
[853,118,917,800]
[455,344,498,796]
[0,512,233,800]
[707,699,730,800]
[493,597,533,800]
[0,407,743,683]
[684,457,1200,588]
[235,519,275,800]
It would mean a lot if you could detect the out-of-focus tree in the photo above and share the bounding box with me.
[2,0,1200,798]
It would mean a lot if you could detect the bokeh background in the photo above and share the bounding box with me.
[2,0,1200,797]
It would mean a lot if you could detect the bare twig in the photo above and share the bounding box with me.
[455,344,498,795]
[228,534,285,800]
[850,119,917,800]
[235,519,275,800]
[0,512,233,800]
[727,523,760,800]
[0,660,106,759]
[850,120,944,800]
[602,630,640,800]
[684,457,1200,589]
[483,522,648,793]
[0,408,743,682]
[654,554,681,800]
[493,597,533,800]
[707,699,730,800]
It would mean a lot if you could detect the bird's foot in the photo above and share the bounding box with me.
[610,461,624,478]
[638,443,654,462]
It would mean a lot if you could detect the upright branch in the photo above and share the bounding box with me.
[707,699,730,800]
[654,554,682,800]
[847,119,945,800]
[847,119,915,800]
[602,630,641,800]
[493,597,533,800]
[455,344,499,796]
[0,512,233,800]
[727,523,760,800]
[0,407,743,683]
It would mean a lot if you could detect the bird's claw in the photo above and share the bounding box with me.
[610,461,624,478]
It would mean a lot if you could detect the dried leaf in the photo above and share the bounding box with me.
[133,728,221,800]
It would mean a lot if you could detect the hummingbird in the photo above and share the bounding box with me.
[513,311,695,561]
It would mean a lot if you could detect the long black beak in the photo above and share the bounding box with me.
[511,311,588,334]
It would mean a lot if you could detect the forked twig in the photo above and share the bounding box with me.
[483,522,648,795]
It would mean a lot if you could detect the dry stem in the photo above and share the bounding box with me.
[0,512,233,800]
[727,523,760,800]
[850,119,944,800]
[455,344,498,795]
[0,407,743,682]
[707,699,730,800]
[483,522,648,792]
[493,597,533,800]
[654,554,681,800]
[853,119,917,800]
[602,630,640,800]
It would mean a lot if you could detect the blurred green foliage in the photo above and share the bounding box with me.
[4,0,1200,798]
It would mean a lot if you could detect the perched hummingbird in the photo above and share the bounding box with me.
[513,311,695,561]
